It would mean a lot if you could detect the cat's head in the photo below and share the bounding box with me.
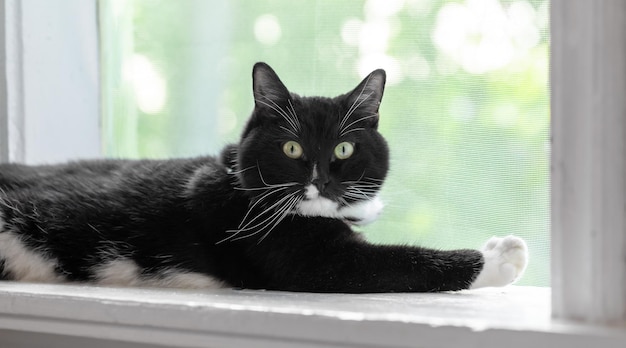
[235,62,389,227]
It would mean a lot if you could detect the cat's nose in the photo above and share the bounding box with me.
[312,178,329,193]
[310,162,330,192]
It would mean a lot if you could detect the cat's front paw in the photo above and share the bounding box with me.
[470,235,528,289]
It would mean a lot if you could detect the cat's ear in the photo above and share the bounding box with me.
[345,69,386,118]
[252,62,290,107]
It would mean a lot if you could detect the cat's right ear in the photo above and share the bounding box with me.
[252,63,291,108]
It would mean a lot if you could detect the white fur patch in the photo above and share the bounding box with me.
[93,259,142,286]
[338,196,384,226]
[148,269,225,289]
[311,164,319,181]
[298,186,340,217]
[297,186,384,225]
[304,184,320,200]
[0,230,65,282]
[94,258,224,289]
[470,235,528,289]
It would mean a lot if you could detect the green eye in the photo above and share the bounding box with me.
[283,141,303,159]
[334,142,354,160]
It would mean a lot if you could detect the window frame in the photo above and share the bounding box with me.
[0,0,625,346]
[0,284,623,348]
[0,0,101,165]
[0,0,21,163]
[550,0,626,323]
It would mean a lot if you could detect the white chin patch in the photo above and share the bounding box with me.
[338,196,384,226]
[297,185,383,225]
[298,185,339,217]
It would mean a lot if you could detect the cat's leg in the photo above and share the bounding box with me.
[295,245,484,292]
[469,235,528,289]
[260,231,486,293]
[253,218,529,292]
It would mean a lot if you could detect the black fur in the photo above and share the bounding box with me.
[0,63,483,292]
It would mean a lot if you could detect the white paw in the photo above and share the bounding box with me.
[470,235,528,289]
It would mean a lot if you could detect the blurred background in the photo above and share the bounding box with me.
[100,0,550,286]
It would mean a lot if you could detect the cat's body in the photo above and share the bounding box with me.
[0,63,527,292]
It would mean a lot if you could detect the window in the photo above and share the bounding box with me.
[0,0,100,164]
[100,0,550,286]
[1,0,625,346]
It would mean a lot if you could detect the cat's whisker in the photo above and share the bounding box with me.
[244,185,297,221]
[257,196,301,244]
[255,98,293,124]
[341,179,381,186]
[228,166,256,175]
[234,187,266,191]
[352,191,378,197]
[343,190,378,198]
[347,183,381,190]
[343,189,375,200]
[230,194,300,243]
[234,184,295,191]
[342,196,365,204]
[345,185,381,191]
[342,175,386,184]
[341,176,382,202]
[234,191,298,233]
[287,99,301,131]
[348,185,379,193]
[256,97,299,134]
[341,91,374,128]
[346,190,377,198]
[337,196,354,209]
[343,190,362,198]
[357,170,367,182]
[236,195,295,233]
[280,126,298,137]
[250,186,289,203]
[340,170,367,185]
[340,114,378,136]
[255,163,299,188]
[229,209,283,240]
[344,190,375,197]
[340,74,373,130]
[252,195,299,243]
[238,187,291,228]
[343,191,368,199]
[339,91,375,134]
[339,128,366,137]
[268,97,300,132]
[258,96,294,123]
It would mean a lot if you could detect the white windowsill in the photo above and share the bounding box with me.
[0,284,624,348]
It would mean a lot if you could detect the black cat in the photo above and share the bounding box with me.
[0,63,527,292]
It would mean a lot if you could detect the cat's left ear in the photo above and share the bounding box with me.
[345,69,386,123]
